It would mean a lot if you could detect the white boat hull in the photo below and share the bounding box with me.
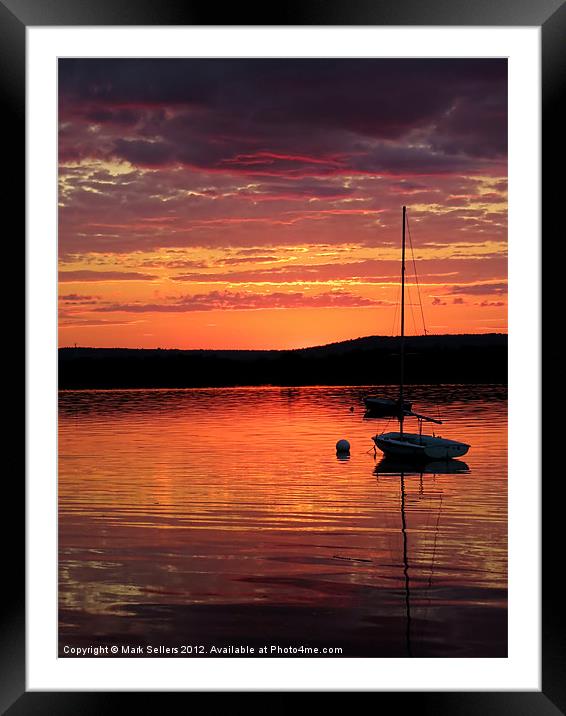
[373,432,470,460]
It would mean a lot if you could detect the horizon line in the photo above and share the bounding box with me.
[59,331,508,353]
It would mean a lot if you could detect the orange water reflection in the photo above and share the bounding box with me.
[59,384,507,657]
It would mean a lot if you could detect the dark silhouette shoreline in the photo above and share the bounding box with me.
[59,333,507,389]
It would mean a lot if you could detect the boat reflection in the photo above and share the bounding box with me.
[374,457,470,476]
[371,456,471,656]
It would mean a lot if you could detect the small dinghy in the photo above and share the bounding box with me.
[364,396,412,416]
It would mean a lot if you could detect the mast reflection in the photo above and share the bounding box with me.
[373,457,470,656]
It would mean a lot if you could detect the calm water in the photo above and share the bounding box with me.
[59,384,507,657]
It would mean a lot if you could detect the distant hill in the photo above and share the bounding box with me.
[59,334,507,389]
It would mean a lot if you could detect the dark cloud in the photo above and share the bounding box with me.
[429,94,507,159]
[93,289,392,313]
[59,317,140,327]
[59,293,99,302]
[59,59,507,175]
[59,270,157,282]
[446,281,507,295]
[113,138,175,167]
[231,179,355,201]
[219,255,282,266]
[388,180,432,195]
[172,256,507,285]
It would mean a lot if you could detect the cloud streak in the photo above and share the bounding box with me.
[59,270,158,282]
[92,289,393,313]
[445,281,507,295]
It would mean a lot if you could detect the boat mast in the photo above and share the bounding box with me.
[399,206,406,437]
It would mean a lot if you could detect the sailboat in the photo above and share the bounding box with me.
[372,206,470,461]
[364,395,412,417]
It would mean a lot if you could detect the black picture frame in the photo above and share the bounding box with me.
[8,0,561,707]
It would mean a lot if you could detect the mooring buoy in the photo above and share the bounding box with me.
[336,439,350,454]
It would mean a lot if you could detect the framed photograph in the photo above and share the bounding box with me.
[10,0,561,707]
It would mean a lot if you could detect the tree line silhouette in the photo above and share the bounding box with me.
[59,333,507,389]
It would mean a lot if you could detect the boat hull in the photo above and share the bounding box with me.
[373,432,470,460]
[363,397,412,416]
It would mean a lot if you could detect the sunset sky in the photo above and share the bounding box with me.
[58,59,507,349]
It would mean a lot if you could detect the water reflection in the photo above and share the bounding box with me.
[373,457,471,657]
[59,384,507,657]
[374,457,470,476]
